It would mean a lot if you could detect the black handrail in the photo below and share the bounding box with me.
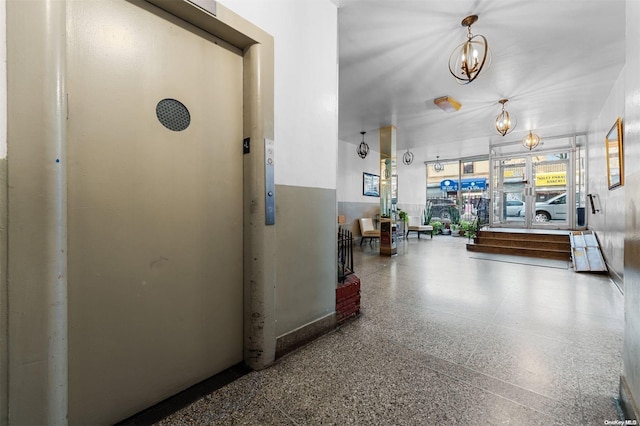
[338,227,354,283]
[469,198,490,241]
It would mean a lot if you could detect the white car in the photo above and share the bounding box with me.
[505,200,524,217]
[519,193,567,222]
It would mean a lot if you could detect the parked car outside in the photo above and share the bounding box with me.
[519,193,567,222]
[505,199,524,217]
[427,198,457,223]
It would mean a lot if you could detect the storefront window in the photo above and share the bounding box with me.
[425,158,489,223]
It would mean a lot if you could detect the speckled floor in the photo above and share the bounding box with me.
[156,235,624,425]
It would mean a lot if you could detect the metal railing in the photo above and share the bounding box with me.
[470,198,490,241]
[338,227,354,283]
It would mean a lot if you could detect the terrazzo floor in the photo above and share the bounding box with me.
[156,234,624,425]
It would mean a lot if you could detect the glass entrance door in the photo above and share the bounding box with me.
[491,150,573,229]
[492,157,528,227]
[529,155,570,226]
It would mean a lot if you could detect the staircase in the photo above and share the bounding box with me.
[466,230,572,261]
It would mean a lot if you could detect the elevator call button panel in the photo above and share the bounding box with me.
[265,138,275,225]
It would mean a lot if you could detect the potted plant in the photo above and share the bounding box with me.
[450,223,460,236]
[423,208,431,226]
[398,210,408,235]
[429,220,443,234]
[448,204,460,225]
[442,223,451,235]
[461,220,476,239]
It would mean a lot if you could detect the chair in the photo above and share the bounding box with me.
[406,216,433,239]
[358,218,380,246]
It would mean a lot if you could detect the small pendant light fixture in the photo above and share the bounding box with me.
[402,149,414,165]
[495,99,516,136]
[448,15,491,85]
[522,131,541,150]
[357,131,369,159]
[433,156,444,172]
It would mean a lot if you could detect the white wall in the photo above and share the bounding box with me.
[0,4,5,423]
[220,0,338,343]
[397,159,427,206]
[587,68,625,281]
[338,139,426,207]
[219,0,338,190]
[337,140,379,202]
[622,0,640,417]
[1,0,6,159]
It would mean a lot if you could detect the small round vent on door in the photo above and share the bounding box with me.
[156,98,190,132]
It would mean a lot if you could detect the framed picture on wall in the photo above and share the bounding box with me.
[606,117,623,190]
[363,172,380,197]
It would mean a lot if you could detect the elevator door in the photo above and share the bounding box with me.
[66,1,243,423]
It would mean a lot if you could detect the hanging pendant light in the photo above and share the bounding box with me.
[495,99,516,136]
[357,131,369,159]
[382,159,391,179]
[433,156,444,172]
[522,131,541,150]
[448,15,491,85]
[402,149,414,165]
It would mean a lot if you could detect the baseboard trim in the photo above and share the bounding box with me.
[115,363,251,425]
[619,375,639,421]
[609,265,624,294]
[275,312,336,358]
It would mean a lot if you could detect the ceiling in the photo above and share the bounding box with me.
[336,0,626,164]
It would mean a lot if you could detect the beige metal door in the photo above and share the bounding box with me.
[66,1,243,423]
